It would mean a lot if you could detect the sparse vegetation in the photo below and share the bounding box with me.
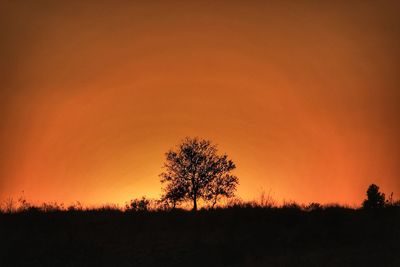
[1,179,399,267]
[1,200,399,267]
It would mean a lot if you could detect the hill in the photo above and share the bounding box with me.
[1,206,399,266]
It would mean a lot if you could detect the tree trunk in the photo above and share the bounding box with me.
[193,192,197,211]
[212,198,217,209]
[191,174,197,211]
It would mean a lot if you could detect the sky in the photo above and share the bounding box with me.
[1,0,399,206]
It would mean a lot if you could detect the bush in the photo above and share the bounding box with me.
[305,202,323,211]
[126,197,151,212]
[362,184,385,209]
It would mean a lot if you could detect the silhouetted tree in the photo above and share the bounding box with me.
[160,137,238,211]
[362,184,386,209]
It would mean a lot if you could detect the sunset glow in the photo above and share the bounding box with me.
[1,1,399,207]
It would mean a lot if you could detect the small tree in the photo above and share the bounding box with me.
[362,184,385,209]
[160,137,238,211]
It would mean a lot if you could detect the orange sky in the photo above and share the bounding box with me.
[1,1,399,206]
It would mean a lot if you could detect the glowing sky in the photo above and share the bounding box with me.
[1,1,399,206]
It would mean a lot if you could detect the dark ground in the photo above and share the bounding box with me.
[1,206,399,267]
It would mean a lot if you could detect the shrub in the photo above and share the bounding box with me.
[362,184,385,209]
[305,202,323,211]
[126,197,151,212]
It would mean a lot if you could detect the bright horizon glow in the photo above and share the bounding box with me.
[1,1,399,207]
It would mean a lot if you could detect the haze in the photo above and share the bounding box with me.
[1,1,399,206]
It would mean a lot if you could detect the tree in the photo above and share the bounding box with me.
[362,184,386,209]
[160,137,238,211]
